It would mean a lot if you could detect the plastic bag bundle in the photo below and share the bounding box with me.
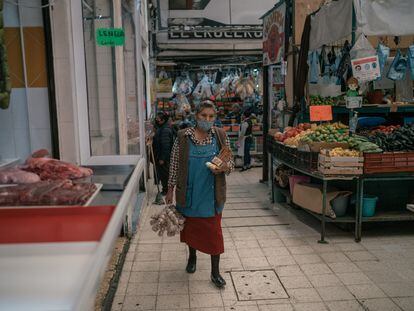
[408,45,414,80]
[192,75,213,99]
[387,50,408,81]
[172,74,193,95]
[377,44,390,76]
[150,205,185,237]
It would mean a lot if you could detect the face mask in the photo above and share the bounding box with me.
[197,120,214,132]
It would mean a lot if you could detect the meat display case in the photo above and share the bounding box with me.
[0,161,146,310]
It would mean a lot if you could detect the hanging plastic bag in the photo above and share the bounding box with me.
[350,34,375,59]
[387,50,408,81]
[308,51,319,84]
[377,44,390,76]
[408,45,414,80]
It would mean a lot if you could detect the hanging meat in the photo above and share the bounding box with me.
[24,156,93,180]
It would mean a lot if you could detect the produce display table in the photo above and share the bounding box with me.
[356,173,414,241]
[270,149,414,242]
[270,155,360,243]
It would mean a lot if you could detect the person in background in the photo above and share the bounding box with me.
[225,103,242,124]
[152,112,174,195]
[238,110,253,172]
[166,100,234,288]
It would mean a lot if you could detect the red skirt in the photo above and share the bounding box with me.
[180,213,224,255]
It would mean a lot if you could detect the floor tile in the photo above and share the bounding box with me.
[316,285,354,301]
[123,295,157,311]
[266,255,296,267]
[325,300,364,311]
[258,304,293,311]
[190,293,224,308]
[328,262,361,274]
[393,297,414,311]
[189,280,220,294]
[344,251,377,261]
[127,283,158,296]
[129,272,159,283]
[275,265,304,277]
[156,294,189,310]
[336,272,372,285]
[347,284,386,299]
[377,282,414,298]
[292,302,328,311]
[287,288,322,303]
[132,261,160,272]
[308,274,342,288]
[280,275,312,289]
[320,252,351,263]
[157,282,188,295]
[300,263,331,276]
[287,245,315,255]
[293,254,322,265]
[360,298,401,311]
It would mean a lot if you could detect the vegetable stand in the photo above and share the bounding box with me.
[270,153,360,243]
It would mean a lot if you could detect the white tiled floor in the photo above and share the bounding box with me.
[113,168,414,311]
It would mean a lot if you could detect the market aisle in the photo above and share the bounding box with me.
[112,168,414,311]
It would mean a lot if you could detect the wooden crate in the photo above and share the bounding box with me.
[318,154,364,175]
[364,152,414,174]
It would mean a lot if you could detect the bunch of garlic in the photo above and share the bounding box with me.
[150,205,186,237]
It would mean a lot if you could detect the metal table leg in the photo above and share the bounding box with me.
[356,178,364,242]
[318,180,328,244]
[270,155,275,203]
[354,178,360,242]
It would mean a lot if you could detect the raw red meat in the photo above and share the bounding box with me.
[0,180,97,206]
[24,157,93,180]
[0,168,41,184]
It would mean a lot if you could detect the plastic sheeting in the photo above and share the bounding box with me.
[309,0,353,51]
[354,0,414,36]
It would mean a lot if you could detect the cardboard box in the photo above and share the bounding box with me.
[292,183,351,219]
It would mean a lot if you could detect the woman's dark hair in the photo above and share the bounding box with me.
[243,110,252,118]
[195,100,217,115]
[157,111,169,122]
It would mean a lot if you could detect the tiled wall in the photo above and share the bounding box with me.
[0,0,52,162]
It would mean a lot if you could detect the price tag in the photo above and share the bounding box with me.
[346,96,362,109]
[309,105,333,122]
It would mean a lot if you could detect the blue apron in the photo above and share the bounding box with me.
[176,136,224,218]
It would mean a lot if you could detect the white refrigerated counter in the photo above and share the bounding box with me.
[0,160,146,311]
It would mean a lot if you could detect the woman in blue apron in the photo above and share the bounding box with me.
[166,100,234,288]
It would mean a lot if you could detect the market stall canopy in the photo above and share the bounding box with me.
[353,0,414,36]
[309,0,353,51]
[309,0,414,51]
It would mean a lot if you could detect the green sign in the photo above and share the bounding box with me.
[96,28,125,46]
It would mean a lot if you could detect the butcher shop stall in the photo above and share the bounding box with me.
[0,0,150,310]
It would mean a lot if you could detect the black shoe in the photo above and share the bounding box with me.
[186,258,196,274]
[240,167,248,172]
[211,274,226,288]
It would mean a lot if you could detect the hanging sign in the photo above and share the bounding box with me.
[346,96,363,109]
[351,55,381,82]
[309,105,333,122]
[262,2,286,66]
[96,28,125,46]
